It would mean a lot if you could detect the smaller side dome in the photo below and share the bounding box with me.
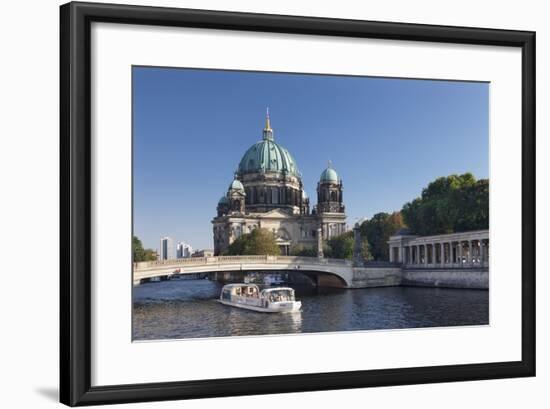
[320,167,338,183]
[218,195,229,205]
[229,179,244,191]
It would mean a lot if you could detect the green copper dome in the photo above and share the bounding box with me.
[218,195,229,205]
[320,167,339,183]
[237,111,300,177]
[229,179,244,191]
[238,140,299,176]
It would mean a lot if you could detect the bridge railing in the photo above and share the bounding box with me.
[134,255,352,271]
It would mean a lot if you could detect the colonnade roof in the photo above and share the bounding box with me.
[389,229,489,245]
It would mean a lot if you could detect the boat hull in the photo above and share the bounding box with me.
[218,299,301,313]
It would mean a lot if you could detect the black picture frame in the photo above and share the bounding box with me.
[60,1,536,406]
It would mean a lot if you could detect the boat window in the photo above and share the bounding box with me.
[265,289,294,302]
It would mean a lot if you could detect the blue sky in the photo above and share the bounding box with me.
[133,67,488,251]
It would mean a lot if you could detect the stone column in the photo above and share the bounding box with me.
[480,240,485,265]
[317,227,323,258]
[458,241,463,267]
[440,242,445,265]
[389,246,394,263]
[398,245,403,263]
[468,240,473,266]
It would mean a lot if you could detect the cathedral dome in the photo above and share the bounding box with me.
[320,166,338,183]
[218,195,229,205]
[229,179,244,191]
[237,111,299,177]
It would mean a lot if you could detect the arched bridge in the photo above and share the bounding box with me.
[133,255,360,287]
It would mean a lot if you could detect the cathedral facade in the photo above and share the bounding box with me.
[212,112,347,255]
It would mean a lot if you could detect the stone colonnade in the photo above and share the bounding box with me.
[388,230,489,268]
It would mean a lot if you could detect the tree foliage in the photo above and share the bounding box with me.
[360,212,405,261]
[357,238,373,262]
[227,228,281,256]
[290,243,318,257]
[324,231,354,260]
[132,236,157,262]
[401,173,489,236]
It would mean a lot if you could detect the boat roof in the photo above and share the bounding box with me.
[261,287,295,292]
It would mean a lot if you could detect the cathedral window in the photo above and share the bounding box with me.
[272,188,279,204]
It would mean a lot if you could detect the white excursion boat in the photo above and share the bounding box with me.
[218,284,301,313]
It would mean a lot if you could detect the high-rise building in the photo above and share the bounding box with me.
[176,242,193,258]
[159,236,174,260]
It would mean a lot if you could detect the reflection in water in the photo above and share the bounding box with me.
[132,279,488,341]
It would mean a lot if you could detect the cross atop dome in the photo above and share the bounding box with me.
[262,107,274,141]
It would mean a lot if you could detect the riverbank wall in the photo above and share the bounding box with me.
[401,268,488,289]
[350,267,402,288]
[348,266,488,290]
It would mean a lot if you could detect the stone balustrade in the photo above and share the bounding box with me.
[134,254,352,271]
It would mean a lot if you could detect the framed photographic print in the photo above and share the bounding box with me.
[60,1,536,406]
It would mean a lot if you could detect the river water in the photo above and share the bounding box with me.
[132,279,489,340]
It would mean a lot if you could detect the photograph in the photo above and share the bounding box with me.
[131,67,490,341]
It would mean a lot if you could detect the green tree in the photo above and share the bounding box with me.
[132,236,157,262]
[143,249,157,261]
[360,239,373,261]
[290,243,318,257]
[325,231,354,260]
[360,212,405,261]
[401,173,489,236]
[227,228,281,256]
